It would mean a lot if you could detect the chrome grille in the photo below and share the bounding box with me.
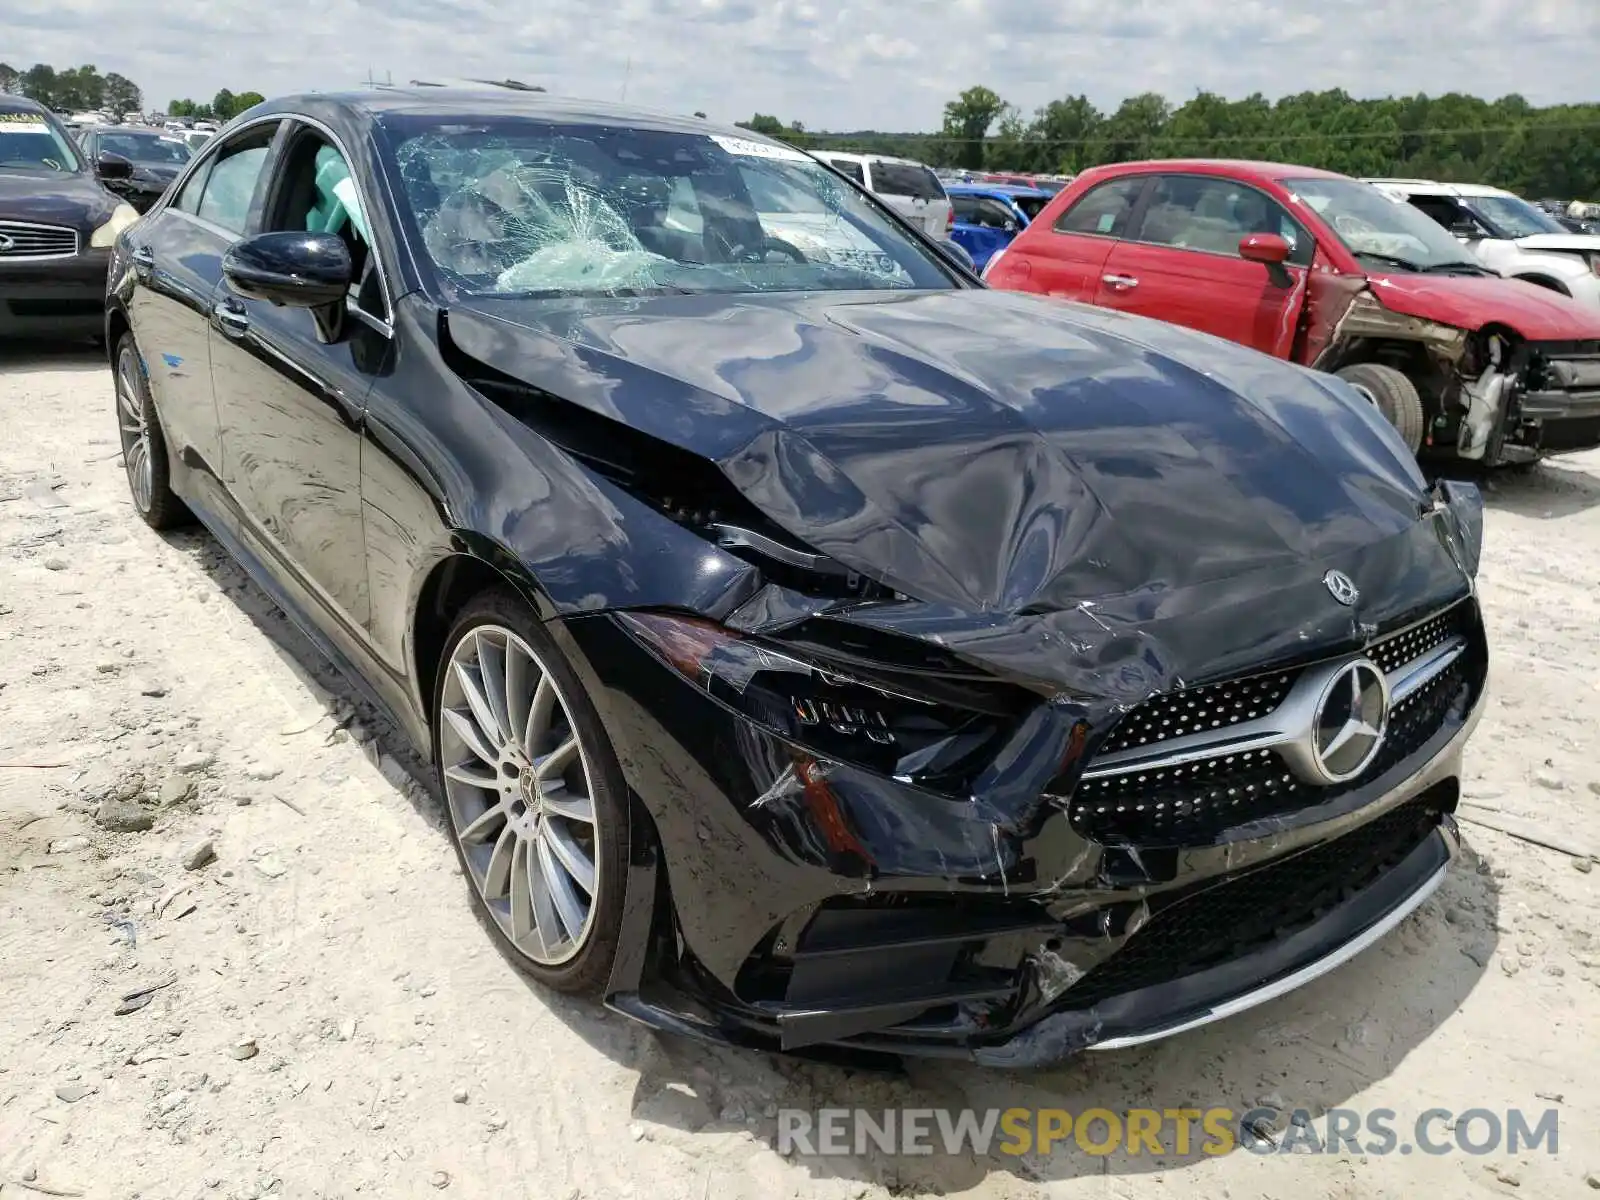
[0,220,79,259]
[1070,601,1477,846]
[1098,670,1295,756]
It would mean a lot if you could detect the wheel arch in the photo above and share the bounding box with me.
[409,541,560,747]
[105,301,131,366]
[1511,273,1572,297]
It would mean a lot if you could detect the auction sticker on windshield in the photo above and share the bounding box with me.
[0,116,50,134]
[708,134,809,162]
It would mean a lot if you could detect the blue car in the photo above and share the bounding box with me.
[946,184,1052,270]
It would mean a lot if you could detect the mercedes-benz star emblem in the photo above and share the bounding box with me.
[1324,569,1359,606]
[1309,659,1389,783]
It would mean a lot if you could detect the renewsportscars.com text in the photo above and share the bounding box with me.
[777,1106,1560,1158]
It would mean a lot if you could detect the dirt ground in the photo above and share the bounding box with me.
[2,345,1598,1200]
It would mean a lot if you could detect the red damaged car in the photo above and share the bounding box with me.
[983,159,1600,465]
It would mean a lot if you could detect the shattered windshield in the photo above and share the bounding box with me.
[1464,194,1569,239]
[1284,177,1478,270]
[376,116,958,299]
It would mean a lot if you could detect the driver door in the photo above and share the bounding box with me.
[206,120,394,638]
[1094,173,1313,359]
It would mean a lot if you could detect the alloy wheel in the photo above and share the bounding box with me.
[116,348,153,513]
[439,624,601,966]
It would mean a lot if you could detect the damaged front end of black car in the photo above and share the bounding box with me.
[430,287,1489,1067]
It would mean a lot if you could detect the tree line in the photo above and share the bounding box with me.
[740,86,1600,199]
[0,62,263,123]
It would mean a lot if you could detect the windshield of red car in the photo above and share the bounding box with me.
[1283,177,1481,271]
[376,115,960,300]
[0,110,83,173]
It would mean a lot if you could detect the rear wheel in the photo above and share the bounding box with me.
[433,588,631,995]
[1337,362,1426,454]
[114,334,192,529]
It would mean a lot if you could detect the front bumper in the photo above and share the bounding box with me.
[566,590,1488,1068]
[0,248,110,339]
[1494,341,1600,461]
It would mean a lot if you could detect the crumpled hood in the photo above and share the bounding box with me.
[0,169,118,233]
[450,288,1437,621]
[1367,271,1600,341]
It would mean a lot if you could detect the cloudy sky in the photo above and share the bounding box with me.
[8,0,1596,129]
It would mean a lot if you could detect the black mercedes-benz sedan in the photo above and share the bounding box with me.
[1,97,140,340]
[104,89,1489,1067]
[76,125,194,213]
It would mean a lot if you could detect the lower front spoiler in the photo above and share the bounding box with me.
[606,816,1460,1070]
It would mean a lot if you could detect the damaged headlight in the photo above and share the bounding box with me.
[90,203,141,249]
[616,611,1012,786]
[1434,478,1485,579]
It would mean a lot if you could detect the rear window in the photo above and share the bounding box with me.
[825,157,865,186]
[870,160,945,201]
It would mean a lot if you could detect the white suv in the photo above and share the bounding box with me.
[1365,178,1600,310]
[813,152,955,240]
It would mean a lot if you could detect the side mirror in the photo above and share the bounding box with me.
[223,231,352,309]
[1239,232,1295,288]
[1238,233,1291,264]
[96,152,134,181]
[936,237,976,273]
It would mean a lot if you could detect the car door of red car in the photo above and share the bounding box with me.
[996,175,1147,300]
[1092,173,1313,359]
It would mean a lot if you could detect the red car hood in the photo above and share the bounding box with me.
[1366,272,1600,342]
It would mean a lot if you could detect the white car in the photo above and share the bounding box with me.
[810,151,954,240]
[1365,178,1600,309]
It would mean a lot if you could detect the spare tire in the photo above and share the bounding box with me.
[1336,363,1426,454]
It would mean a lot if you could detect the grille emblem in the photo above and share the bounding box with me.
[1324,569,1359,606]
[0,234,13,253]
[1304,659,1389,783]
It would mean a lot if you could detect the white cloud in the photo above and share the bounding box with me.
[6,0,1596,130]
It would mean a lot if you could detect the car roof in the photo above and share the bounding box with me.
[813,149,928,167]
[946,183,1050,198]
[1363,177,1517,200]
[1082,158,1352,185]
[261,88,773,143]
[0,96,51,116]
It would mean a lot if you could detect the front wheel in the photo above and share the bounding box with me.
[433,588,632,995]
[1337,362,1426,455]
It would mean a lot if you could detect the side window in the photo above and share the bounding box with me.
[1136,175,1312,265]
[974,197,1018,229]
[195,125,278,235]
[1409,196,1488,239]
[1054,177,1145,237]
[260,126,389,325]
[828,158,865,187]
[950,195,981,223]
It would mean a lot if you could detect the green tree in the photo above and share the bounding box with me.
[0,63,19,94]
[942,85,1006,170]
[212,88,237,120]
[103,72,141,115]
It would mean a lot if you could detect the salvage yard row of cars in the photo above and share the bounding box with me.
[0,84,1592,1066]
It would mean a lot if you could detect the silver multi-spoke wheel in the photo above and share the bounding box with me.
[440,623,601,966]
[117,348,153,513]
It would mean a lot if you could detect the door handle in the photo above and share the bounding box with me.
[1101,273,1139,290]
[130,245,154,277]
[213,297,250,336]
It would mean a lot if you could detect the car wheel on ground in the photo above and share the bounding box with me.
[114,334,192,529]
[433,587,632,995]
[1337,363,1426,454]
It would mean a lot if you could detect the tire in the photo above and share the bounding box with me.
[433,587,632,995]
[1337,362,1426,454]
[114,333,192,530]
